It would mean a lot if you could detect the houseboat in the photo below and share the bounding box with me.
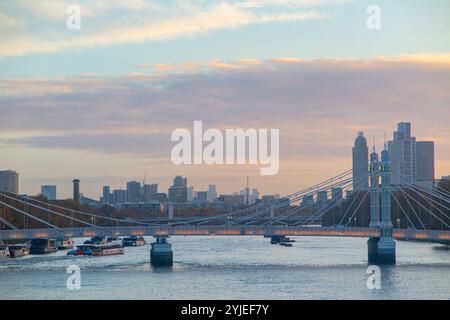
[93,242,124,256]
[67,244,94,256]
[57,238,74,250]
[8,243,30,258]
[29,238,58,254]
[69,239,124,256]
[84,236,107,245]
[123,236,146,247]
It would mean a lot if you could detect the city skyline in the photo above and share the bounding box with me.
[2,121,445,200]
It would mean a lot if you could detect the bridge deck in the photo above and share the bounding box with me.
[0,226,449,242]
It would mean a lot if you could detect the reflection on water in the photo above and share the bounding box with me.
[0,236,449,299]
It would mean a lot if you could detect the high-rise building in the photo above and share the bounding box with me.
[126,181,141,203]
[72,179,80,203]
[388,122,417,184]
[316,191,328,210]
[168,176,187,203]
[143,183,158,202]
[251,188,259,205]
[207,184,217,203]
[331,187,343,203]
[187,186,194,201]
[388,122,434,184]
[302,194,314,207]
[352,132,369,191]
[102,186,111,204]
[112,189,126,204]
[197,191,208,202]
[0,170,19,194]
[41,185,56,200]
[416,141,435,181]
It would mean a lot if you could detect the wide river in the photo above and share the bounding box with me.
[0,236,449,299]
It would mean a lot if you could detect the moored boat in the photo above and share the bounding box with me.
[67,244,94,256]
[8,243,30,258]
[29,238,58,254]
[57,238,74,250]
[83,236,107,245]
[123,236,146,247]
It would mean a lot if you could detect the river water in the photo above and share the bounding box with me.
[0,236,449,300]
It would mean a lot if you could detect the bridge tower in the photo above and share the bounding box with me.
[377,145,396,264]
[367,143,380,263]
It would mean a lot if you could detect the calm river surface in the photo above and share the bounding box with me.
[0,236,449,300]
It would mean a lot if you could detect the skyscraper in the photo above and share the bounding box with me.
[102,186,111,204]
[143,183,158,202]
[388,122,417,184]
[0,170,19,194]
[416,141,435,181]
[187,186,194,201]
[352,132,369,191]
[168,176,188,203]
[126,181,141,203]
[41,185,56,200]
[207,184,217,203]
[112,189,126,204]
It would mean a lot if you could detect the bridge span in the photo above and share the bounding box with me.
[1,226,449,242]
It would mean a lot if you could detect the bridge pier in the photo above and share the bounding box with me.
[367,237,379,264]
[377,237,396,264]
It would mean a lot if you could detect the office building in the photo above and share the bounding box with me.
[388,122,417,184]
[207,184,217,203]
[102,186,111,204]
[168,176,188,203]
[352,132,369,191]
[197,191,208,202]
[388,122,435,184]
[41,185,56,200]
[416,141,435,181]
[187,186,194,201]
[112,189,126,205]
[126,181,141,203]
[0,170,19,194]
[143,183,158,202]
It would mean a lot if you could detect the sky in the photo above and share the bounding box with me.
[0,0,449,199]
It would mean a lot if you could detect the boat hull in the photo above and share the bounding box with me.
[150,250,173,267]
[92,247,124,256]
[30,246,58,254]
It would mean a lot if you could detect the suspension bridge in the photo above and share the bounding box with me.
[1,146,449,264]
